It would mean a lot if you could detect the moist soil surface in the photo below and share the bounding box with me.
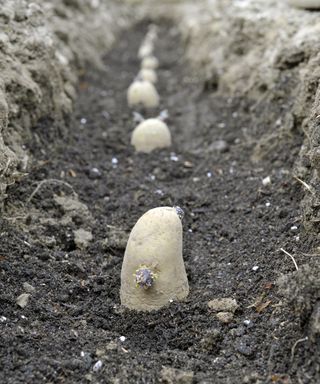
[0,22,318,384]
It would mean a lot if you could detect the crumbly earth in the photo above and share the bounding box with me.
[0,22,319,384]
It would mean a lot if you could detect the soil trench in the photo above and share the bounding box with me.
[0,22,318,384]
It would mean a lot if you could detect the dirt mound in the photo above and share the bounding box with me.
[0,0,131,207]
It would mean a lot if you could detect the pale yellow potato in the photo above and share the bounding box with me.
[141,56,159,70]
[138,42,154,59]
[127,80,159,108]
[131,118,171,153]
[138,68,158,84]
[120,207,189,311]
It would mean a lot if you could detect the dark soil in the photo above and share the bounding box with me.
[1,22,319,384]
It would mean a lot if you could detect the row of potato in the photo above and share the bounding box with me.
[126,25,172,154]
[120,1,320,313]
[120,26,189,312]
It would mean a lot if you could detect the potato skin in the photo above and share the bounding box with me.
[141,56,159,70]
[120,207,189,311]
[131,118,171,153]
[127,80,159,108]
[138,68,158,84]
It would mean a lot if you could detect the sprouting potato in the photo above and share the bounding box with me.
[138,42,153,59]
[138,24,158,59]
[138,68,158,84]
[141,56,159,70]
[120,207,189,311]
[127,80,159,108]
[131,118,171,153]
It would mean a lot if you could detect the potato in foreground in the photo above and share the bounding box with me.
[127,80,159,108]
[120,207,189,311]
[131,118,171,153]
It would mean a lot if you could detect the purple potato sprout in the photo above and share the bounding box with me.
[135,266,157,290]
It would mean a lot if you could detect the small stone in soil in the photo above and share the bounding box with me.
[183,160,193,168]
[200,329,222,352]
[88,167,102,179]
[159,109,169,120]
[95,348,105,357]
[132,111,144,123]
[73,228,93,249]
[106,341,118,351]
[92,360,103,372]
[262,176,271,186]
[23,282,35,293]
[208,298,238,313]
[80,351,92,369]
[16,293,30,308]
[216,311,234,323]
[208,139,228,153]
